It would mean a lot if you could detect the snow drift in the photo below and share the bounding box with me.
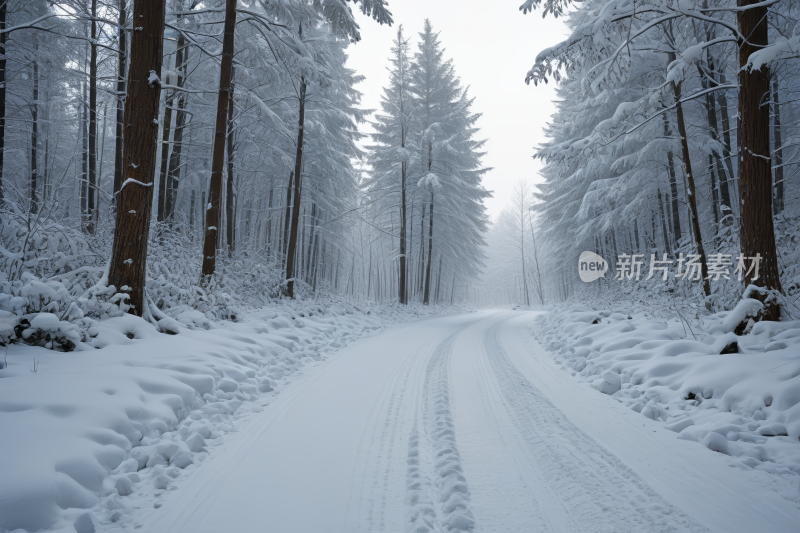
[532,305,800,490]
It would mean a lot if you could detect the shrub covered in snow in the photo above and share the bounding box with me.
[0,211,312,350]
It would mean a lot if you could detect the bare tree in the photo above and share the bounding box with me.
[510,179,531,306]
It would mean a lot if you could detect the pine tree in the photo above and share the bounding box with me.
[367,26,414,304]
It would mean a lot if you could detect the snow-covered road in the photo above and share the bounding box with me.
[136,311,800,533]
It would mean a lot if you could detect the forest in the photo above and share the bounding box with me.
[0,0,497,332]
[485,0,800,319]
[1,2,800,533]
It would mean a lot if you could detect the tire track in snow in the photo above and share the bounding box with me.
[347,328,436,533]
[406,329,476,533]
[483,320,708,533]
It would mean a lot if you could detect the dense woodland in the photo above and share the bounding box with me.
[1,0,800,336]
[483,0,800,317]
[0,0,493,330]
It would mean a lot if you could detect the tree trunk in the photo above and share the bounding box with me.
[43,100,49,203]
[311,209,320,290]
[97,102,107,203]
[157,56,175,224]
[658,188,671,255]
[418,202,426,297]
[107,0,167,316]
[87,0,97,231]
[700,37,732,213]
[716,69,736,205]
[672,77,711,297]
[265,184,273,252]
[423,192,434,305]
[285,72,306,298]
[737,0,782,318]
[189,189,195,233]
[408,202,414,300]
[282,172,292,262]
[709,154,720,225]
[399,161,407,304]
[528,212,544,304]
[305,203,316,280]
[200,0,236,281]
[662,112,682,244]
[225,64,236,254]
[772,75,784,215]
[434,255,442,303]
[81,78,88,222]
[165,20,187,224]
[29,47,39,214]
[0,0,5,203]
[113,0,127,196]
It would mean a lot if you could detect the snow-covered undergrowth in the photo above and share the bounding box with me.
[0,212,312,351]
[0,299,467,533]
[532,305,800,500]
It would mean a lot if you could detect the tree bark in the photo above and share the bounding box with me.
[737,0,782,318]
[113,0,127,196]
[107,0,167,316]
[200,0,236,281]
[285,71,306,298]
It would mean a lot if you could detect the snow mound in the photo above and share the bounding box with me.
[532,306,800,496]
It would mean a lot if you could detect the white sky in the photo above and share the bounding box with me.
[345,1,569,221]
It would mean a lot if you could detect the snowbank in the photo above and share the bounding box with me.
[532,306,800,496]
[0,300,465,533]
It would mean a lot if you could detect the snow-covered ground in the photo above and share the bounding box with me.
[532,305,800,485]
[0,301,462,533]
[2,309,799,533]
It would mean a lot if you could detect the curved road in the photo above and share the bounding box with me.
[140,311,800,533]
